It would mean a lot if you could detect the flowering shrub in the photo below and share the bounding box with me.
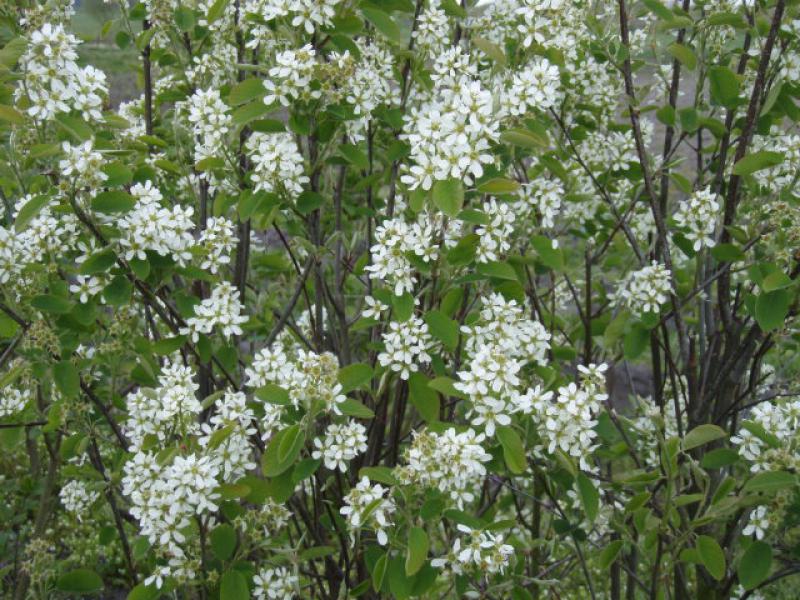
[2,0,800,598]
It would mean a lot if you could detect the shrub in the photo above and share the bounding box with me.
[1,0,800,598]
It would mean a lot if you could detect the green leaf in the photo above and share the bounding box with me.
[732,151,785,176]
[338,398,375,419]
[530,235,564,270]
[683,424,727,451]
[300,545,336,561]
[174,6,196,31]
[711,243,745,263]
[296,191,325,215]
[14,195,50,232]
[407,372,440,422]
[0,37,27,68]
[472,35,506,65]
[361,7,404,44]
[32,294,72,314]
[127,583,159,600]
[432,179,464,218]
[623,324,649,360]
[255,384,291,405]
[209,523,237,560]
[0,104,24,125]
[642,0,673,19]
[392,292,414,322]
[476,261,518,281]
[232,100,271,126]
[54,361,80,399]
[424,310,459,350]
[599,540,624,569]
[372,552,388,592]
[339,144,369,169]
[278,424,303,463]
[55,112,94,141]
[576,472,600,522]
[56,568,103,594]
[501,128,548,149]
[496,426,527,475]
[206,0,231,23]
[103,276,132,306]
[219,570,249,600]
[761,271,793,292]
[360,466,399,486]
[755,289,790,332]
[667,42,696,70]
[80,249,117,275]
[477,178,520,195]
[101,162,133,187]
[701,448,739,469]
[709,66,740,108]
[338,363,373,393]
[405,527,429,576]
[697,535,726,581]
[743,471,797,494]
[262,426,305,477]
[738,541,772,590]
[228,77,265,106]
[91,190,135,214]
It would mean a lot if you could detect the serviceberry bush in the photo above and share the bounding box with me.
[2,0,800,598]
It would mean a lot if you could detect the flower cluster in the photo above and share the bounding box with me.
[18,23,107,121]
[340,476,396,545]
[312,420,368,472]
[197,217,237,274]
[124,357,202,450]
[431,525,514,575]
[732,396,800,473]
[253,566,299,599]
[246,345,346,420]
[263,45,320,107]
[246,132,309,199]
[122,451,220,561]
[396,428,491,508]
[400,73,497,190]
[673,187,719,251]
[532,375,607,471]
[117,181,195,266]
[503,57,562,115]
[0,385,31,418]
[476,199,516,263]
[59,480,99,521]
[185,88,232,163]
[611,261,672,316]
[366,214,449,296]
[180,282,248,342]
[378,315,433,380]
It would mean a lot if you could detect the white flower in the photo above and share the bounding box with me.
[59,480,99,521]
[742,505,769,540]
[362,295,388,320]
[340,476,396,546]
[612,261,672,316]
[246,132,309,199]
[312,420,368,472]
[673,187,719,251]
[377,315,432,380]
[253,566,298,599]
[180,282,248,342]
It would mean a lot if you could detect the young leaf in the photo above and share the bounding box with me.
[732,151,785,176]
[219,570,249,600]
[738,541,772,590]
[405,527,429,576]
[53,361,80,399]
[423,310,459,351]
[209,523,237,560]
[755,289,790,332]
[56,569,103,593]
[743,471,796,493]
[697,535,726,581]
[432,179,464,217]
[682,424,727,451]
[576,472,600,522]
[496,426,527,474]
[338,363,373,393]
